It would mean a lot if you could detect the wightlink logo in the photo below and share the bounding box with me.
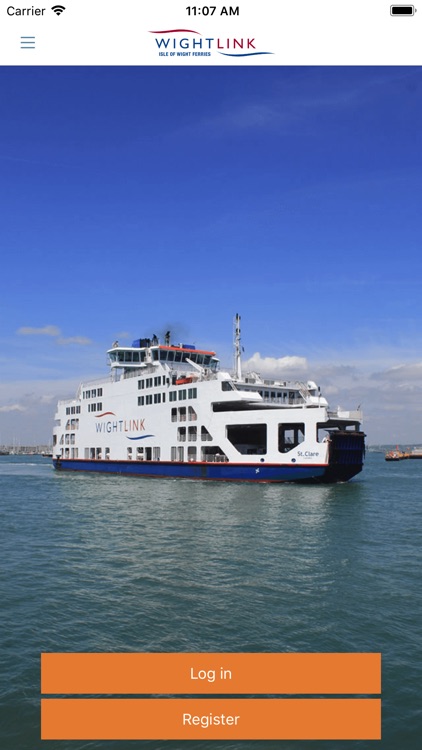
[94,412,153,440]
[149,29,273,58]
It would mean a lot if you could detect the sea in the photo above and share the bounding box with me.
[0,452,421,750]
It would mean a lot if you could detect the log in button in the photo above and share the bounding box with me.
[41,652,381,695]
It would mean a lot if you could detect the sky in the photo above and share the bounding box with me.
[1,65,422,446]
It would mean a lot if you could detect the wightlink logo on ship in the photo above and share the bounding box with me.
[94,412,153,440]
[149,29,273,58]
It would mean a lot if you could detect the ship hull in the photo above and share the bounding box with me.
[52,458,362,483]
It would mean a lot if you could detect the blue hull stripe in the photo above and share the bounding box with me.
[53,459,327,482]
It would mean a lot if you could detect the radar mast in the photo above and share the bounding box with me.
[234,313,242,380]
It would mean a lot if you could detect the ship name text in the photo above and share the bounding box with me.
[95,419,145,434]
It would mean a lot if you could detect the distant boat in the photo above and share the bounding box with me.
[408,447,422,459]
[385,448,409,461]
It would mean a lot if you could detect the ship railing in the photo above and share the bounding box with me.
[122,367,153,380]
[260,396,302,405]
[327,409,362,421]
[79,375,112,388]
[58,397,80,407]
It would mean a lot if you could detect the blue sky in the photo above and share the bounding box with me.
[1,66,422,445]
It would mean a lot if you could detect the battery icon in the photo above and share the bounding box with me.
[390,5,415,13]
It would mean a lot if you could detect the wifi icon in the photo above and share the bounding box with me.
[51,5,66,14]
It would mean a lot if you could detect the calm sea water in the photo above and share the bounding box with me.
[0,453,421,750]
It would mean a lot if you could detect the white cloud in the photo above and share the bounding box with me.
[16,326,92,346]
[0,403,26,413]
[17,325,61,337]
[372,361,422,382]
[243,352,308,378]
[57,336,92,346]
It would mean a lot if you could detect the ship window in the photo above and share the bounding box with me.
[175,352,182,362]
[167,351,175,362]
[154,376,161,386]
[178,389,187,401]
[146,395,153,405]
[92,389,97,398]
[146,378,153,388]
[221,381,234,391]
[171,446,177,460]
[154,393,161,404]
[136,447,144,460]
[169,391,177,402]
[171,408,177,422]
[201,426,212,441]
[227,424,267,455]
[278,423,305,453]
[188,406,197,421]
[138,380,145,389]
[162,393,166,403]
[153,447,161,460]
[188,388,197,399]
[152,350,159,360]
[317,426,331,442]
[178,407,186,421]
[188,426,197,442]
[125,352,132,362]
[178,427,186,442]
[202,446,227,462]
[188,446,197,461]
[177,446,184,461]
[138,396,144,406]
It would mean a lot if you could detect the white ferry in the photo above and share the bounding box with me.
[53,316,365,483]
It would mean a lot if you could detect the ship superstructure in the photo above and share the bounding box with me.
[53,316,365,482]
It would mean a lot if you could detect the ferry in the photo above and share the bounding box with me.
[52,316,365,483]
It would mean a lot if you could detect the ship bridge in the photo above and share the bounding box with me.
[107,339,219,373]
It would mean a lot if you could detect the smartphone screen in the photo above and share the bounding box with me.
[0,2,420,749]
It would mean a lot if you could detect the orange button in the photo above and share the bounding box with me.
[41,697,381,740]
[41,652,381,695]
